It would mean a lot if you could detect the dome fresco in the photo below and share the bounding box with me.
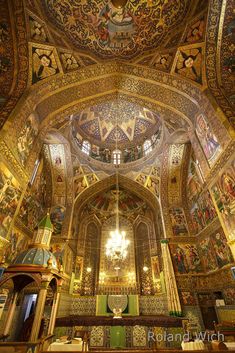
[42,0,192,59]
[72,98,162,147]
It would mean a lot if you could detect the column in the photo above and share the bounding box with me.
[30,281,49,342]
[3,291,18,336]
[161,240,182,316]
[48,290,61,335]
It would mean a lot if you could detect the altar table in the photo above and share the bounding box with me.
[48,341,83,351]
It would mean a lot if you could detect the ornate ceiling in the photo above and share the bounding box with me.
[72,96,161,146]
[42,0,192,59]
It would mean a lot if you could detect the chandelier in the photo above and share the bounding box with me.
[105,119,130,263]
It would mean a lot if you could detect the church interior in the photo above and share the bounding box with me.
[0,0,235,352]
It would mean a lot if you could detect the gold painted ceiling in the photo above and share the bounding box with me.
[42,0,192,59]
[72,97,161,146]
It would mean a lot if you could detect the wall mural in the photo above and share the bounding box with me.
[180,291,197,306]
[211,159,235,241]
[190,190,217,235]
[0,163,22,239]
[195,114,221,166]
[183,16,205,44]
[31,44,60,84]
[42,0,191,59]
[50,205,66,235]
[3,228,29,264]
[173,45,203,84]
[199,238,218,273]
[50,242,64,270]
[49,144,67,206]
[210,230,233,268]
[17,114,39,166]
[169,208,188,236]
[170,244,202,274]
[85,188,147,220]
[17,189,44,231]
[187,152,203,204]
[223,287,235,305]
[168,144,185,205]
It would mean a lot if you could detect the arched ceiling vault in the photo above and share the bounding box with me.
[74,174,160,217]
[7,61,229,138]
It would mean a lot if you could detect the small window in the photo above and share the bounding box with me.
[143,140,152,155]
[82,140,91,155]
[113,149,121,165]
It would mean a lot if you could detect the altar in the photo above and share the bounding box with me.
[55,294,183,349]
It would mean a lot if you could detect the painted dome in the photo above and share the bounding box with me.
[72,97,162,147]
[12,248,58,270]
[42,0,192,59]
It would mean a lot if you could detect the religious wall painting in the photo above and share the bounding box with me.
[171,244,202,274]
[223,287,235,305]
[146,177,159,197]
[173,45,203,84]
[180,291,197,306]
[75,256,83,281]
[187,153,203,203]
[135,174,147,187]
[183,16,205,44]
[50,242,64,270]
[42,0,191,59]
[4,229,29,264]
[31,159,49,209]
[49,144,67,206]
[29,16,49,42]
[31,45,60,84]
[50,206,66,235]
[190,190,217,235]
[199,237,218,273]
[210,230,233,268]
[196,114,222,165]
[74,176,87,198]
[17,189,44,231]
[0,163,22,238]
[169,208,188,236]
[151,256,160,282]
[60,52,81,72]
[17,114,39,166]
[85,173,99,186]
[211,160,235,240]
[150,52,174,71]
[64,245,73,274]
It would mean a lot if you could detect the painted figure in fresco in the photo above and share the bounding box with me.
[175,48,202,83]
[185,245,201,272]
[98,3,134,47]
[174,247,187,273]
[221,172,235,201]
[200,238,217,272]
[50,207,65,235]
[196,114,221,163]
[181,291,196,305]
[185,18,204,43]
[32,48,58,82]
[17,115,38,166]
[212,232,233,267]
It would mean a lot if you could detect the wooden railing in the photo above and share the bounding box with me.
[0,334,54,353]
